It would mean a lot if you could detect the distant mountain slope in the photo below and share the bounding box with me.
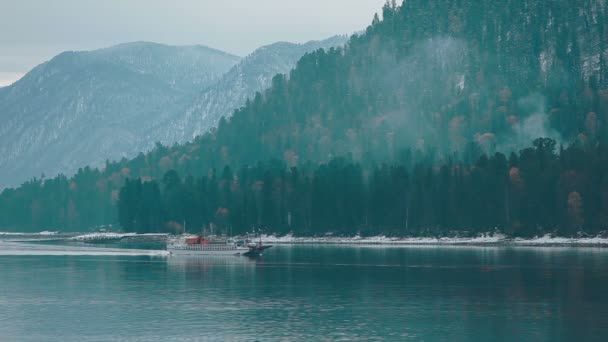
[0,37,347,188]
[153,35,349,144]
[0,42,239,188]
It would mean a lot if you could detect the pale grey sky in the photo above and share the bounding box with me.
[0,0,387,86]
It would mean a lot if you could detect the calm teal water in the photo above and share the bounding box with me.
[1,245,608,341]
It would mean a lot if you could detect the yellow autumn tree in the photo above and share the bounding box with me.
[567,192,584,231]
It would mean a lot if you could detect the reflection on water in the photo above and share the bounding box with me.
[0,245,607,341]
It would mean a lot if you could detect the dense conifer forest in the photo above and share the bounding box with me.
[1,1,607,236]
[114,139,608,237]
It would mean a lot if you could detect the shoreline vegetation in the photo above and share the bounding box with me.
[3,231,608,247]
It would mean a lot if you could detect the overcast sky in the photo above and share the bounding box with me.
[0,0,386,86]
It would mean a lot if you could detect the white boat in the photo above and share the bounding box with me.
[167,235,250,256]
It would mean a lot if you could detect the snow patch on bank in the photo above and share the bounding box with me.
[70,232,136,240]
[70,232,168,241]
[513,234,608,246]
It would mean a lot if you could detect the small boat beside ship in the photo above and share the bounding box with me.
[244,238,273,256]
[167,234,272,256]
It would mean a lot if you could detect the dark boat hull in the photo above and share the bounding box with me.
[243,245,272,256]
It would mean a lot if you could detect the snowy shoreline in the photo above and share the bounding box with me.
[257,233,608,247]
[4,231,608,247]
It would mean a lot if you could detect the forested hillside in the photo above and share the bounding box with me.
[198,0,608,167]
[1,0,607,235]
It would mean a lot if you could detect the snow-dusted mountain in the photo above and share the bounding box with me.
[0,37,347,188]
[0,42,239,187]
[153,35,349,143]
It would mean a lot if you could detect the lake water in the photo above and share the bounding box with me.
[1,244,607,341]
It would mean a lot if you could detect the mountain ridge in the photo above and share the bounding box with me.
[155,35,349,144]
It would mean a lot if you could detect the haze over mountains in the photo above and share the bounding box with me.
[0,36,347,188]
